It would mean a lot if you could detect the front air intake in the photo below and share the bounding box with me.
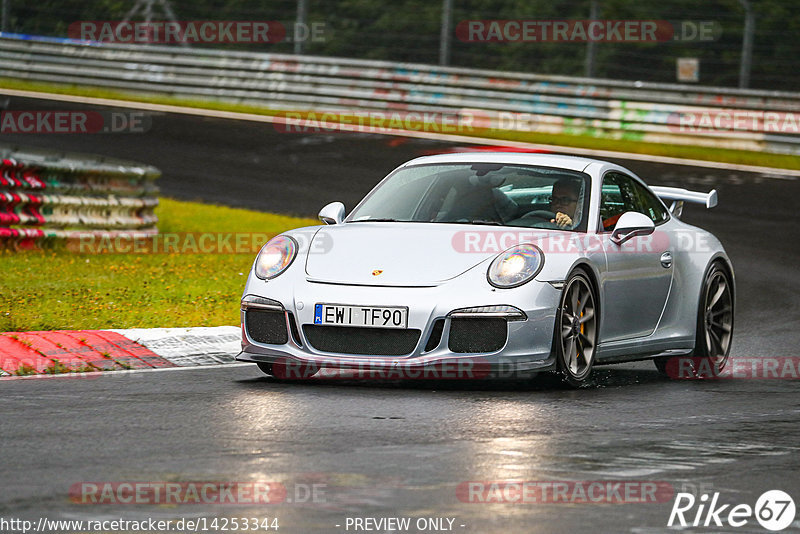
[448,317,507,353]
[424,319,445,352]
[287,312,303,347]
[245,309,289,345]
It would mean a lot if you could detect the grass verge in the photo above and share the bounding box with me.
[2,78,798,171]
[0,198,319,331]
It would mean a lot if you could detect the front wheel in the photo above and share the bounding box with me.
[256,362,274,376]
[555,270,598,387]
[257,360,319,379]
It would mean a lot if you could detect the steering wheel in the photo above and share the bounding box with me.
[521,210,557,221]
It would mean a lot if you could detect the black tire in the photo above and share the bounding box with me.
[555,270,599,387]
[259,360,319,379]
[693,263,734,367]
[653,356,669,376]
[654,262,734,377]
[256,362,274,376]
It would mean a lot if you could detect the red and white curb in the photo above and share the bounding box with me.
[0,326,240,378]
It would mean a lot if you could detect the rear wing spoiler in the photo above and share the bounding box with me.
[650,186,717,218]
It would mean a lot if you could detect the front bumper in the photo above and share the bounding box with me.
[236,275,561,379]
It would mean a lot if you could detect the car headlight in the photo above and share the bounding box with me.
[254,235,298,280]
[487,244,544,288]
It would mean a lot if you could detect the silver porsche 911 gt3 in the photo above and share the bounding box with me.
[237,153,734,386]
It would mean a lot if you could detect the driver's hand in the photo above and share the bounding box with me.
[551,212,573,228]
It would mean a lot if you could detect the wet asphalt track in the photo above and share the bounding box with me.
[1,95,800,533]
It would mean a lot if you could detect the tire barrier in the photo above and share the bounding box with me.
[0,144,159,249]
[1,33,799,155]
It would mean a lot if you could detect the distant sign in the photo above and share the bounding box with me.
[677,57,699,82]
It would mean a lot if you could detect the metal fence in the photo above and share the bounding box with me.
[1,34,799,155]
[0,142,159,248]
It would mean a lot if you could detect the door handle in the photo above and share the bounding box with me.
[660,252,673,269]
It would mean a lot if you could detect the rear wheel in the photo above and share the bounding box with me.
[653,356,669,375]
[555,270,598,387]
[654,262,734,376]
[695,263,734,366]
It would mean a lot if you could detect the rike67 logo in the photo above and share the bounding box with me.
[668,490,796,531]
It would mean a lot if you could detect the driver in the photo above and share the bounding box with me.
[550,178,581,228]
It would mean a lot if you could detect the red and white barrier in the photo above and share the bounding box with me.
[0,326,239,377]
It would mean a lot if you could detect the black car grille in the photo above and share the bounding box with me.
[448,317,508,353]
[245,309,289,345]
[303,325,421,356]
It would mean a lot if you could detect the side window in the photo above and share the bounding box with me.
[599,172,669,230]
[630,180,670,224]
[600,173,637,231]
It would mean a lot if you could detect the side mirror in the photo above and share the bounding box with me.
[318,202,345,225]
[610,211,655,245]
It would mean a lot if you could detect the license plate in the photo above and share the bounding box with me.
[314,304,408,329]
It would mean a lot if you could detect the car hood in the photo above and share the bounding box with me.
[304,223,552,286]
[305,223,498,286]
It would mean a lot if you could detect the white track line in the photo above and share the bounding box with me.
[2,87,798,179]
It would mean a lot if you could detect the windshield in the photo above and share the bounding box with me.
[348,163,591,231]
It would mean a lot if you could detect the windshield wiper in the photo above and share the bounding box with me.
[351,218,401,222]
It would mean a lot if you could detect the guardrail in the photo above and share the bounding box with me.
[0,144,159,249]
[1,33,799,155]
